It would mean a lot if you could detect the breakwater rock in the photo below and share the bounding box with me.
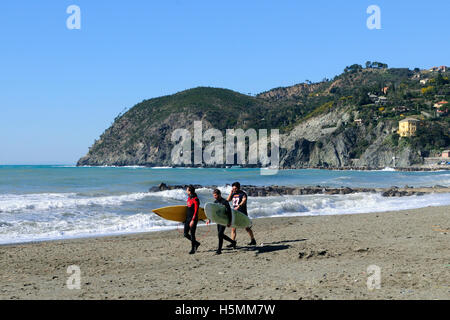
[149,183,449,197]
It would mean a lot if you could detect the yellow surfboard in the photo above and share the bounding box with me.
[152,205,207,222]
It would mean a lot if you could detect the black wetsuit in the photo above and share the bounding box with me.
[185,195,200,250]
[214,197,234,251]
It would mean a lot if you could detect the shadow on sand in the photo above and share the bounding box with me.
[205,239,308,255]
[238,239,308,255]
[263,239,308,245]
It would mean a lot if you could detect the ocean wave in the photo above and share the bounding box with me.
[147,189,188,201]
[147,187,450,219]
[246,192,450,218]
[0,191,448,245]
[0,192,151,213]
[147,185,233,201]
[0,186,234,214]
[0,212,180,245]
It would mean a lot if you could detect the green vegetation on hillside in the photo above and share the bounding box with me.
[268,64,450,155]
[84,62,450,165]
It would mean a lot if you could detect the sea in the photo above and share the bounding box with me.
[0,165,449,245]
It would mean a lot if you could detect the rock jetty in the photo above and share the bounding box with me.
[149,183,450,197]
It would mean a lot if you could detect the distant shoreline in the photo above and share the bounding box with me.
[2,164,449,171]
[74,165,450,171]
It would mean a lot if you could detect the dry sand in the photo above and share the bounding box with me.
[0,205,449,300]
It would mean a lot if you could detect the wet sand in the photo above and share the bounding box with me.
[0,205,449,300]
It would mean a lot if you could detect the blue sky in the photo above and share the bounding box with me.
[0,0,449,164]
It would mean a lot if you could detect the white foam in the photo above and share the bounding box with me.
[0,192,150,213]
[147,185,233,201]
[0,212,180,245]
[246,192,450,218]
[148,189,188,201]
[1,189,449,245]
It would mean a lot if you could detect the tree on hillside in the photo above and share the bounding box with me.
[344,64,363,73]
[435,73,449,85]
[353,87,372,105]
[364,61,388,69]
[371,61,388,69]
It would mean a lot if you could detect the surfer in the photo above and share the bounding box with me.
[185,185,201,254]
[211,189,237,255]
[226,182,256,246]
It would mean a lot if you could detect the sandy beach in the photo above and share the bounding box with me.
[0,205,449,300]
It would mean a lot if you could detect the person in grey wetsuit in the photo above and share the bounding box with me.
[212,189,236,255]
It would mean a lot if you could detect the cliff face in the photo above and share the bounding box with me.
[278,109,422,168]
[77,87,273,166]
[257,82,325,100]
[77,113,203,166]
[77,96,422,168]
[77,67,449,168]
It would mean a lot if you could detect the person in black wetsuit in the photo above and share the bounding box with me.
[185,185,201,254]
[212,189,236,255]
[226,182,256,246]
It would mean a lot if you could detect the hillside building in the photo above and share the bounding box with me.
[398,118,420,137]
